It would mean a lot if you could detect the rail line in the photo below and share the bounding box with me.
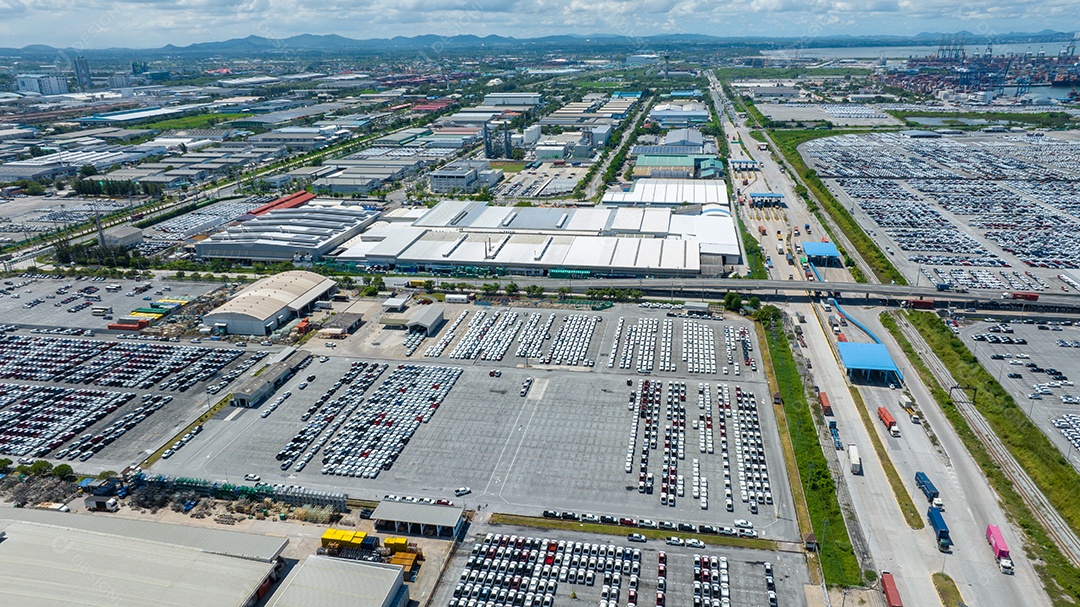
[896,315,1080,567]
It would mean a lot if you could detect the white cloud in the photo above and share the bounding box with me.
[0,0,1073,48]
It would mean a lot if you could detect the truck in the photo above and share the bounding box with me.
[35,502,71,512]
[1004,291,1039,301]
[818,391,833,416]
[407,279,427,288]
[899,394,920,424]
[836,332,848,342]
[907,299,934,310]
[785,253,794,265]
[804,223,811,234]
[777,244,784,256]
[935,283,951,292]
[986,524,1014,574]
[827,315,839,328]
[915,471,944,509]
[881,571,903,607]
[758,225,767,236]
[84,495,120,512]
[878,407,901,437]
[91,306,113,317]
[848,444,862,475]
[927,507,952,552]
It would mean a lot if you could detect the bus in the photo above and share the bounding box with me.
[91,306,113,316]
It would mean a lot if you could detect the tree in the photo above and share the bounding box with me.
[504,282,519,295]
[0,458,11,473]
[79,164,98,178]
[28,460,54,476]
[749,296,761,309]
[97,470,118,479]
[422,280,435,292]
[723,291,742,312]
[557,286,570,299]
[481,283,500,295]
[52,464,74,480]
[524,285,545,297]
[754,305,782,324]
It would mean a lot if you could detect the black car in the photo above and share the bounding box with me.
[1007,373,1022,379]
[542,510,560,519]
[677,522,697,532]
[698,524,718,534]
[561,512,579,520]
[600,515,618,524]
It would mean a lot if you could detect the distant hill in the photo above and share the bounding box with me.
[0,30,1073,58]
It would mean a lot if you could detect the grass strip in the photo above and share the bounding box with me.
[758,311,862,586]
[931,572,963,607]
[881,312,1080,607]
[843,385,924,529]
[141,393,232,467]
[487,514,776,551]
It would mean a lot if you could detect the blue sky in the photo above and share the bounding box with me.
[0,0,1075,48]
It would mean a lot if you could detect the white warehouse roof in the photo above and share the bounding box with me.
[601,179,729,206]
[206,270,337,323]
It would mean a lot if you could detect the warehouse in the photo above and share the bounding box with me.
[372,500,465,537]
[268,556,409,607]
[102,225,144,248]
[407,306,446,336]
[333,193,742,275]
[0,507,286,607]
[195,207,380,262]
[648,102,710,127]
[202,270,338,335]
[601,179,729,206]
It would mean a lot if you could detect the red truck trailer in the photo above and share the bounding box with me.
[878,407,900,437]
[881,571,903,607]
[818,391,833,416]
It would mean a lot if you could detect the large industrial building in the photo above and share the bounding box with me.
[195,207,379,263]
[428,160,504,193]
[0,507,287,607]
[269,556,409,607]
[648,102,710,128]
[202,270,338,335]
[334,182,741,276]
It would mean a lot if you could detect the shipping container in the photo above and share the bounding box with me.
[818,391,833,416]
[907,299,934,310]
[878,407,900,437]
[881,571,903,607]
[836,332,848,342]
[987,524,1014,573]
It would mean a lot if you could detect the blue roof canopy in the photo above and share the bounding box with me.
[802,241,841,259]
[837,342,903,382]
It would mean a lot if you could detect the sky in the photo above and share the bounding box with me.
[0,0,1076,49]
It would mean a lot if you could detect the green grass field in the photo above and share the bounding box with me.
[128,113,252,131]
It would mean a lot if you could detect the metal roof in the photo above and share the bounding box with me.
[837,342,902,377]
[408,306,445,330]
[268,556,405,607]
[205,270,337,322]
[0,508,285,607]
[802,242,841,258]
[372,500,464,528]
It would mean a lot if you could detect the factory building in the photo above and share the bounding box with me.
[334,184,741,276]
[268,556,409,607]
[0,507,287,607]
[750,86,801,101]
[428,160,504,193]
[102,226,144,249]
[202,270,338,335]
[648,102,710,128]
[482,92,542,107]
[195,207,380,263]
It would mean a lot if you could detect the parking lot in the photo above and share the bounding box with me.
[0,328,258,468]
[0,274,220,331]
[758,103,902,127]
[802,132,1080,289]
[430,524,806,607]
[149,304,797,541]
[0,195,129,245]
[495,166,589,199]
[959,317,1080,470]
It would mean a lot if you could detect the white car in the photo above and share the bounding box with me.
[455,487,472,496]
[686,539,706,549]
[244,474,261,482]
[733,519,753,529]
[665,537,684,546]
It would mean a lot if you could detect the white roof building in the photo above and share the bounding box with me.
[202,270,338,335]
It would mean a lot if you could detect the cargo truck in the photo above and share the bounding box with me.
[927,507,952,552]
[758,225,767,236]
[1003,291,1039,301]
[84,495,120,512]
[818,391,833,416]
[804,223,811,234]
[848,444,862,475]
[899,394,920,424]
[986,524,1014,574]
[907,299,934,310]
[881,571,903,607]
[935,283,951,292]
[878,407,901,437]
[914,471,944,509]
[35,502,71,512]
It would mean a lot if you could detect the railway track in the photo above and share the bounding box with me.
[896,316,1080,567]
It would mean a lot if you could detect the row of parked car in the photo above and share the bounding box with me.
[539,511,758,538]
[0,385,135,458]
[320,364,462,479]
